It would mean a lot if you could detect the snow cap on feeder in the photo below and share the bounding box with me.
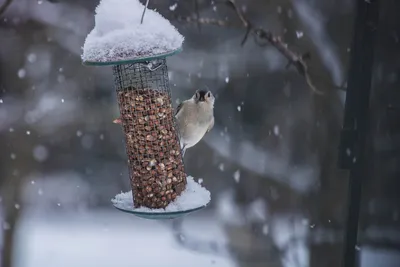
[81,0,192,212]
[81,0,184,64]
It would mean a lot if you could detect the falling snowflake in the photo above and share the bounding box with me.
[273,125,280,136]
[237,106,241,112]
[262,224,269,235]
[27,53,37,63]
[33,145,49,162]
[296,31,304,38]
[233,170,240,183]
[218,163,225,171]
[169,3,178,11]
[225,77,229,83]
[18,68,26,78]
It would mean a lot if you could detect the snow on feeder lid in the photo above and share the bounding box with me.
[81,0,184,65]
[81,0,210,219]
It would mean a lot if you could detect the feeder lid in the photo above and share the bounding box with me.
[82,0,184,66]
[111,176,211,220]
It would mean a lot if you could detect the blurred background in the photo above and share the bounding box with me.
[1,0,400,267]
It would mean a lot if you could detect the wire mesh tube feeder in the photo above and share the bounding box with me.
[81,0,210,220]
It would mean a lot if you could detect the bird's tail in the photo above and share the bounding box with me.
[181,144,187,157]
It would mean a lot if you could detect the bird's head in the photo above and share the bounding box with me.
[193,90,215,106]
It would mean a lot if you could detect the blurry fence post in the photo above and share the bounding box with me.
[338,0,380,267]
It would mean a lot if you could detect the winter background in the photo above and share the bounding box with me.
[1,0,400,267]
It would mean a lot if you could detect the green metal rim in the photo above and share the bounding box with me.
[113,204,207,220]
[82,47,182,66]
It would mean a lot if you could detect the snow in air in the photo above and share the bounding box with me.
[233,170,240,183]
[111,176,211,213]
[169,3,178,11]
[273,125,280,136]
[296,31,304,38]
[82,0,184,63]
[18,68,26,78]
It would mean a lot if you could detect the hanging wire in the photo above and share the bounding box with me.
[140,0,150,24]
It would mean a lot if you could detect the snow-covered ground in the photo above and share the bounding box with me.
[11,209,400,267]
[14,210,236,267]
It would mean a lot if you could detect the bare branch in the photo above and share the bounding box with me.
[0,0,13,17]
[194,0,201,32]
[221,0,323,94]
[175,15,229,27]
[175,0,324,94]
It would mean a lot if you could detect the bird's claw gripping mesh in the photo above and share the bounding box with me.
[112,58,187,209]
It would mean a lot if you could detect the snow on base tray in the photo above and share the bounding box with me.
[82,0,184,63]
[111,176,211,213]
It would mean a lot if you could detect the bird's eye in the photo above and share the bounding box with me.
[207,92,211,98]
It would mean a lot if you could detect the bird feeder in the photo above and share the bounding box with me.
[81,0,209,219]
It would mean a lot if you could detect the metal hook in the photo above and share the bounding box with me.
[146,61,163,72]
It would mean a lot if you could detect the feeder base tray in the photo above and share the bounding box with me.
[113,204,207,220]
[111,176,211,220]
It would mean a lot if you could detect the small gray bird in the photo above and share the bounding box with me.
[112,90,215,156]
[175,90,215,156]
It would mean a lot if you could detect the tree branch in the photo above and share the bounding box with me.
[176,0,324,94]
[0,0,13,17]
[221,0,323,94]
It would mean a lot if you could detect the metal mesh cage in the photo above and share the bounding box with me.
[112,58,187,209]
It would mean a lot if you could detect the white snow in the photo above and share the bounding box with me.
[233,170,240,183]
[169,3,178,11]
[296,31,304,38]
[82,0,184,63]
[33,145,49,162]
[18,68,26,78]
[111,176,211,213]
[273,125,280,136]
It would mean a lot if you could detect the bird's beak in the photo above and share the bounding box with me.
[113,118,122,124]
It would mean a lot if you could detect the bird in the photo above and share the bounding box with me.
[113,89,215,157]
[175,89,215,156]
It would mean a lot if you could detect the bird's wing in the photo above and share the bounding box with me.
[207,117,214,133]
[175,101,184,117]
